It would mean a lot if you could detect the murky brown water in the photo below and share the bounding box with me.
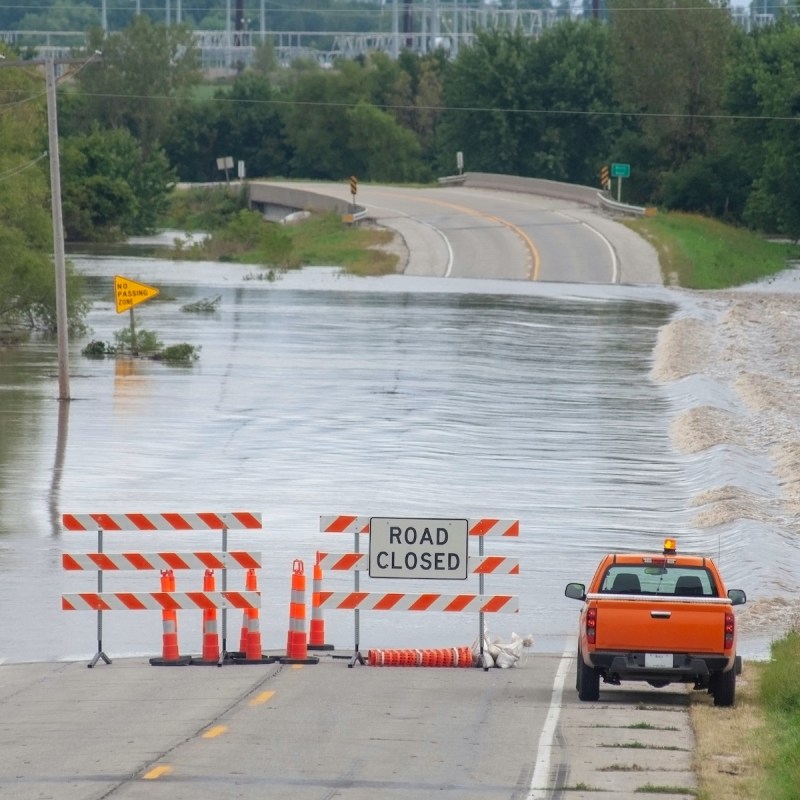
[1,256,799,664]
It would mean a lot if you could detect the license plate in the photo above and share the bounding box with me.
[645,653,673,669]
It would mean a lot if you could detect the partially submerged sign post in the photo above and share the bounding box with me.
[114,275,159,354]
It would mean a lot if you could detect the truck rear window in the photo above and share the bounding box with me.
[599,565,718,597]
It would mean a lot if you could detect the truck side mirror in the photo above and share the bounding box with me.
[565,582,586,601]
[728,589,747,606]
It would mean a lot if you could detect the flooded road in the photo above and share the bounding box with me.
[1,255,799,665]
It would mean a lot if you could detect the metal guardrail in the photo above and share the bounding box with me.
[596,192,656,217]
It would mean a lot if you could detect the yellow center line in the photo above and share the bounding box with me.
[202,725,228,739]
[142,765,172,780]
[371,189,542,281]
[249,690,276,706]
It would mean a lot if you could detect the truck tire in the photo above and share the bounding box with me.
[577,648,600,702]
[712,668,736,707]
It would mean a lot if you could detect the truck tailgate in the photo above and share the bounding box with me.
[592,598,728,653]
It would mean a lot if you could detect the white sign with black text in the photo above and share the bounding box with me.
[369,518,469,580]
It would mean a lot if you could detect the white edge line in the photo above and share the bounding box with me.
[581,220,620,284]
[554,210,619,284]
[415,216,454,278]
[527,646,573,799]
[357,199,455,278]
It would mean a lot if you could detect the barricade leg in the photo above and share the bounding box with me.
[231,568,275,664]
[280,560,318,665]
[150,569,191,666]
[308,553,334,651]
[192,569,221,666]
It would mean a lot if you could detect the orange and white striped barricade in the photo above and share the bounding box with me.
[61,511,262,667]
[318,515,520,668]
[280,560,319,665]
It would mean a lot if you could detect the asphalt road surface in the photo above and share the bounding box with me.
[265,180,662,285]
[0,652,697,800]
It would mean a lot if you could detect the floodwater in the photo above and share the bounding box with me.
[2,253,799,665]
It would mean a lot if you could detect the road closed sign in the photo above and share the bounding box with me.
[369,518,469,580]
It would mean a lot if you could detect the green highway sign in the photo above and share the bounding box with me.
[611,162,631,179]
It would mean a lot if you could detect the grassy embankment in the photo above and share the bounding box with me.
[624,211,799,289]
[691,633,800,800]
[626,212,799,799]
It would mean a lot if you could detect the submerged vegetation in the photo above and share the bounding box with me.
[162,187,400,276]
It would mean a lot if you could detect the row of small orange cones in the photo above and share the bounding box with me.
[151,561,319,666]
[367,646,474,668]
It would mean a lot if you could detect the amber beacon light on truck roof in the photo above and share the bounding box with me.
[662,538,677,555]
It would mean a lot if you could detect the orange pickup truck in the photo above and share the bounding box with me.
[564,539,747,707]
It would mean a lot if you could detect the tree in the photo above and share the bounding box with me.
[71,16,201,158]
[726,19,800,239]
[209,73,292,179]
[348,102,424,182]
[0,64,87,334]
[437,31,535,176]
[609,0,735,201]
[437,24,620,185]
[60,127,176,240]
[282,59,373,179]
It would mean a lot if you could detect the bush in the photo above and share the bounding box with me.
[157,343,201,363]
[113,327,163,355]
[81,340,116,358]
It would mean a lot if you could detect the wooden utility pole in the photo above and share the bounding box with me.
[44,59,70,402]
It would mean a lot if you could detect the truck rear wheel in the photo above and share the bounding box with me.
[577,648,600,702]
[712,668,736,707]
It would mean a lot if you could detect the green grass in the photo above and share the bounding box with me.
[759,632,800,800]
[289,213,398,275]
[624,212,800,289]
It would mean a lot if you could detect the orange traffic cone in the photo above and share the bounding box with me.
[308,553,333,651]
[280,559,319,665]
[150,569,191,666]
[231,568,275,664]
[192,569,221,666]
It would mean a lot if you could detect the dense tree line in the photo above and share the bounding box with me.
[3,4,800,332]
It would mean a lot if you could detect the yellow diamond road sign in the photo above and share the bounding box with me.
[114,275,159,314]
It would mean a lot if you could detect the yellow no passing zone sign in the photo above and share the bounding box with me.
[114,275,159,314]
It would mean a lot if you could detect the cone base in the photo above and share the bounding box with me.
[308,643,335,651]
[149,655,192,666]
[230,655,279,665]
[279,656,320,665]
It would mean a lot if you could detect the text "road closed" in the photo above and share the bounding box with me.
[368,518,469,580]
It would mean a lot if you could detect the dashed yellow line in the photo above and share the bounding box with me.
[249,690,276,706]
[141,693,277,783]
[142,765,172,780]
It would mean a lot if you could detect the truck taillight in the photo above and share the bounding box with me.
[586,608,597,645]
[724,611,735,649]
